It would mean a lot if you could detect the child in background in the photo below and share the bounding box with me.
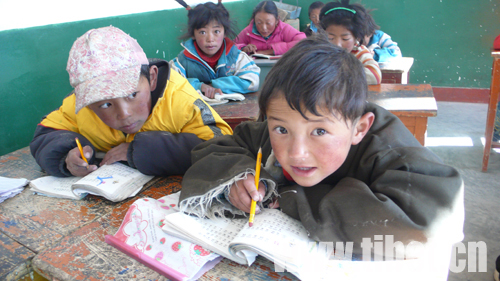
[178,36,464,258]
[364,9,402,63]
[304,1,325,37]
[170,2,260,98]
[30,26,232,178]
[319,0,381,84]
[235,0,306,56]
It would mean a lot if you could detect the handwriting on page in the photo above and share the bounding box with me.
[190,217,246,249]
[77,164,138,187]
[236,210,309,251]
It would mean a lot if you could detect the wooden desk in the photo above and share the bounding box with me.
[380,57,414,84]
[214,84,437,146]
[254,58,277,90]
[255,57,414,86]
[0,148,298,280]
[482,50,500,172]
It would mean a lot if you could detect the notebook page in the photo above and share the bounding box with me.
[72,163,151,199]
[163,213,254,265]
[29,176,82,199]
[229,209,320,268]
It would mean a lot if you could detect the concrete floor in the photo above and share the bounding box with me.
[425,101,500,281]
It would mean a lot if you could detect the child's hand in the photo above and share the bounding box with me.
[242,44,257,54]
[227,176,266,213]
[200,83,223,99]
[101,142,130,166]
[66,146,97,177]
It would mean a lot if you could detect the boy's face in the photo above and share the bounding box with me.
[88,76,152,135]
[309,8,321,26]
[193,20,225,57]
[325,24,356,53]
[267,94,369,187]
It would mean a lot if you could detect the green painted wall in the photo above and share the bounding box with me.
[1,0,499,156]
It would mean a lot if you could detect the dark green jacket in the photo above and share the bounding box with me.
[179,103,464,255]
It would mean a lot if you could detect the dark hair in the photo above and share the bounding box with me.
[309,1,325,16]
[140,64,150,83]
[258,33,367,123]
[319,0,371,44]
[180,2,237,40]
[251,1,279,22]
[365,9,380,36]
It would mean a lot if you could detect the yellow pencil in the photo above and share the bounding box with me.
[75,137,88,164]
[249,147,262,227]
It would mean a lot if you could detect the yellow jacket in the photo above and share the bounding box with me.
[32,63,232,177]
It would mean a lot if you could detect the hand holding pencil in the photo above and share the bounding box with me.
[249,148,262,227]
[226,148,265,220]
[65,138,97,177]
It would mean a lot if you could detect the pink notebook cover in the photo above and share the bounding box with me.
[105,193,222,280]
[106,234,188,281]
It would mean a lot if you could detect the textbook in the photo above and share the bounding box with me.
[161,209,446,280]
[161,208,331,279]
[106,192,222,281]
[196,90,245,106]
[29,163,153,202]
[251,53,282,60]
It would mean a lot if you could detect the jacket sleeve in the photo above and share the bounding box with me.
[30,125,96,177]
[127,131,203,176]
[355,45,382,85]
[179,121,277,218]
[210,51,260,93]
[368,31,402,63]
[234,26,252,50]
[270,23,307,55]
[29,95,98,177]
[169,57,203,92]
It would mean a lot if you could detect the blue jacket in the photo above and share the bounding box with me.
[367,30,402,63]
[170,38,260,94]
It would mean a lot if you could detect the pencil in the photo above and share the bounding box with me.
[249,147,262,227]
[75,137,88,164]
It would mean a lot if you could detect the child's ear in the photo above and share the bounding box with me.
[149,65,159,92]
[351,112,375,145]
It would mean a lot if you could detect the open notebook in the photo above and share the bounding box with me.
[29,163,153,202]
[162,209,450,280]
[196,90,245,106]
[106,192,222,281]
[162,208,334,279]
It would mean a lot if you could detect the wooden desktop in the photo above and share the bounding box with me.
[0,148,298,280]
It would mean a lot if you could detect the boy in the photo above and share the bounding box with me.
[178,35,464,257]
[305,1,325,37]
[30,26,232,178]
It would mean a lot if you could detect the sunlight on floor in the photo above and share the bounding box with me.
[480,137,500,152]
[425,137,474,147]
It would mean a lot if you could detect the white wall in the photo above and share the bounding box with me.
[0,0,239,31]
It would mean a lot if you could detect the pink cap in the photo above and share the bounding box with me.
[66,26,149,113]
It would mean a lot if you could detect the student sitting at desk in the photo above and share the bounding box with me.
[304,1,325,37]
[170,1,260,98]
[234,0,306,56]
[319,0,381,84]
[363,6,402,63]
[30,26,232,178]
[178,36,464,258]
